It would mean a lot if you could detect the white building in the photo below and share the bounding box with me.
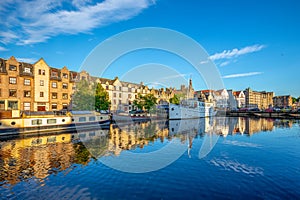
[214,89,229,109]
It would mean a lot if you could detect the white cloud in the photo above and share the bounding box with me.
[222,72,263,79]
[161,73,189,80]
[16,57,37,63]
[0,0,156,45]
[200,60,209,65]
[0,46,8,51]
[219,61,230,67]
[210,44,266,61]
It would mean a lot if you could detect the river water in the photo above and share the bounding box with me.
[0,117,299,199]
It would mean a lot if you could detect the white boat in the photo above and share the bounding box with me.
[169,99,215,119]
[0,111,110,136]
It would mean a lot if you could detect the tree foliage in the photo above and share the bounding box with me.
[72,80,110,111]
[95,83,111,111]
[169,94,180,105]
[133,93,157,111]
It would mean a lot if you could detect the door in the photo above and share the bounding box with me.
[37,106,46,111]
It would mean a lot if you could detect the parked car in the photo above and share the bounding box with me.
[238,107,248,112]
[281,107,292,112]
[249,108,260,112]
[265,108,274,112]
[273,107,281,112]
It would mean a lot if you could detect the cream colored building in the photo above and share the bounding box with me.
[245,88,274,109]
[33,58,50,111]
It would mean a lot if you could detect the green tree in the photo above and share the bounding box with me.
[169,94,180,105]
[72,80,110,111]
[72,80,94,110]
[133,93,157,112]
[95,83,111,111]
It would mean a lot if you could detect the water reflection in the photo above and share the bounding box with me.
[0,117,298,186]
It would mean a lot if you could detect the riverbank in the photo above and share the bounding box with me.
[226,111,300,119]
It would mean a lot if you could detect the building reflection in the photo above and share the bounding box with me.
[0,117,297,186]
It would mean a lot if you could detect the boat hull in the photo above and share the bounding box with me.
[169,102,215,119]
[0,114,110,136]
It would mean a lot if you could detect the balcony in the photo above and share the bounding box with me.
[19,63,34,77]
[50,71,62,81]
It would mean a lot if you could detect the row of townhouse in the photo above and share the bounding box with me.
[0,56,179,114]
[0,56,76,113]
[195,88,274,110]
[79,71,176,111]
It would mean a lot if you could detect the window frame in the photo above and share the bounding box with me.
[24,79,31,86]
[9,77,17,84]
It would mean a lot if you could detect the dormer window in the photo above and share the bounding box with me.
[62,73,68,79]
[9,65,17,71]
[51,71,58,77]
[24,67,31,73]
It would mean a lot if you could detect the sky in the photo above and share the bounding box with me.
[0,0,299,97]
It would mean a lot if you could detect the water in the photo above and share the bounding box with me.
[0,117,299,199]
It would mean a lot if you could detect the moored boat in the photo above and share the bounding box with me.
[169,99,215,120]
[0,111,110,136]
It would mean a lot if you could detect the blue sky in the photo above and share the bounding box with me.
[0,0,299,96]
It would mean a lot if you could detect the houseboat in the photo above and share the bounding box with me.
[0,111,110,136]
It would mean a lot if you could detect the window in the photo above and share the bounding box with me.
[8,101,18,110]
[0,101,5,110]
[9,90,17,97]
[24,102,30,111]
[113,93,116,97]
[89,116,96,121]
[38,69,45,75]
[40,92,44,97]
[106,85,109,90]
[113,100,116,104]
[52,93,57,99]
[119,100,121,104]
[47,137,56,143]
[119,93,122,98]
[9,77,17,84]
[47,119,57,124]
[79,117,86,122]
[24,79,31,86]
[62,93,68,99]
[119,86,122,91]
[62,83,68,89]
[52,82,57,88]
[32,119,42,125]
[62,104,68,110]
[24,67,31,73]
[40,80,44,86]
[24,91,31,97]
[51,104,57,110]
[62,73,68,79]
[51,71,58,77]
[128,94,132,98]
[9,65,17,71]
[31,138,42,145]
